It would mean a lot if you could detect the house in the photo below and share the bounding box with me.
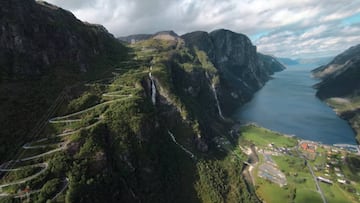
[338,179,346,184]
[301,143,308,150]
[301,142,316,153]
[317,176,333,184]
[336,173,344,177]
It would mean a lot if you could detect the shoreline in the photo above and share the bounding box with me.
[324,100,360,145]
[239,123,360,155]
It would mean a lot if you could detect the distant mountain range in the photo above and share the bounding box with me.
[277,56,333,66]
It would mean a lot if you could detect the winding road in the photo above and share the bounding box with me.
[49,94,132,124]
[0,163,48,189]
[0,65,135,200]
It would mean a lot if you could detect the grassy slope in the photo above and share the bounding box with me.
[325,96,360,142]
[240,125,297,147]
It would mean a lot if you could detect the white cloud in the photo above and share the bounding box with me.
[256,23,360,58]
[45,0,360,58]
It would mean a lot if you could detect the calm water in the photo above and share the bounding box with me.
[233,64,357,145]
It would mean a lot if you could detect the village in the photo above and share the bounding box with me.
[239,124,360,203]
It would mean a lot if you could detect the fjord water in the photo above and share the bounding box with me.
[233,64,357,145]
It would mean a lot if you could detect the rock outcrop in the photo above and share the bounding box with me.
[0,0,125,79]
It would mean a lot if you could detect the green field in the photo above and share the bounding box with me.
[274,156,322,203]
[240,125,298,147]
[320,182,356,203]
[256,178,290,203]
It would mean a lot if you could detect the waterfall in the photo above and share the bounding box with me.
[149,72,156,105]
[151,80,156,105]
[211,84,225,120]
[167,131,196,160]
[205,72,225,120]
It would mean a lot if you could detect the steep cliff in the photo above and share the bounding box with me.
[182,29,285,115]
[313,44,360,142]
[313,44,360,99]
[0,0,126,79]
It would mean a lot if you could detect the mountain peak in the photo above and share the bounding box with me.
[152,30,179,41]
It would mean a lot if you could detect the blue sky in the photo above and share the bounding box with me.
[46,0,360,58]
[342,13,360,25]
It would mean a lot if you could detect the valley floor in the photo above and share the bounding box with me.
[238,124,360,203]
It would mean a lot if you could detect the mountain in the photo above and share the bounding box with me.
[277,57,333,66]
[296,57,333,66]
[118,34,153,43]
[277,57,299,66]
[0,1,285,202]
[258,53,286,74]
[118,31,179,43]
[0,0,126,79]
[312,44,360,142]
[313,44,360,98]
[0,0,128,163]
[182,30,285,115]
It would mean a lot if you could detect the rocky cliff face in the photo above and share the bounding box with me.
[313,44,360,99]
[182,29,285,115]
[0,0,125,80]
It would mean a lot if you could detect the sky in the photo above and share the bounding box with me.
[46,0,360,58]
